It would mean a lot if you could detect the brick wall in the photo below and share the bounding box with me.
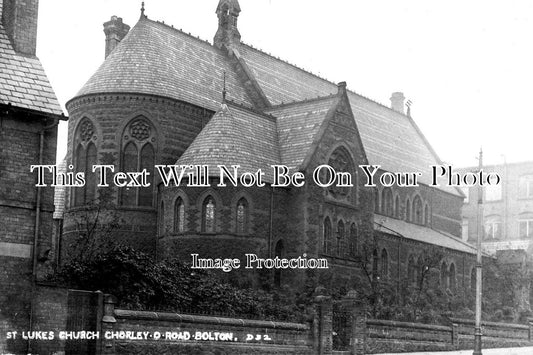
[1,0,39,55]
[0,109,58,354]
[110,309,313,355]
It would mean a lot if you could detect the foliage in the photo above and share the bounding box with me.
[56,244,306,322]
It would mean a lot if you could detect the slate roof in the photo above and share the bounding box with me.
[266,95,339,170]
[0,2,62,116]
[176,103,281,183]
[75,17,253,111]
[73,13,460,196]
[375,215,477,255]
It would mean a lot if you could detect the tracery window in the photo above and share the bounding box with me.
[424,204,430,226]
[158,201,165,236]
[236,198,249,234]
[372,249,379,279]
[73,118,98,206]
[394,196,400,218]
[202,196,216,233]
[174,197,185,233]
[440,261,447,288]
[327,147,354,199]
[121,117,156,207]
[406,198,411,221]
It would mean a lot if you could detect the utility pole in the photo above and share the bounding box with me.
[473,148,484,355]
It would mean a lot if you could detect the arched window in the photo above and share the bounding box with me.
[440,262,447,288]
[382,188,393,216]
[406,198,411,221]
[424,204,430,226]
[349,223,357,256]
[408,255,416,284]
[236,198,249,234]
[73,118,98,206]
[470,267,476,294]
[274,240,284,287]
[381,249,389,278]
[413,196,423,224]
[121,117,157,207]
[394,195,400,218]
[158,201,165,236]
[449,263,456,291]
[323,217,332,254]
[202,196,216,233]
[372,249,379,279]
[174,197,185,233]
[337,220,345,257]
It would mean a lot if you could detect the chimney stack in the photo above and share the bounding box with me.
[390,92,405,114]
[103,16,130,59]
[2,0,39,55]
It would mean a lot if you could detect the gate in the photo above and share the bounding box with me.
[332,303,350,351]
[65,290,103,355]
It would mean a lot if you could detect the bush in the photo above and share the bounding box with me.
[55,245,306,322]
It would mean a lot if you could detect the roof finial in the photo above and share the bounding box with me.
[222,71,227,102]
[140,2,145,18]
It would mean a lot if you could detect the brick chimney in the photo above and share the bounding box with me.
[390,92,405,114]
[2,0,39,55]
[103,16,130,59]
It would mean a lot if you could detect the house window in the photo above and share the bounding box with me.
[519,219,533,238]
[121,117,156,207]
[484,216,502,240]
[202,196,216,233]
[236,198,249,234]
[174,197,185,233]
[323,217,332,254]
[381,249,389,278]
[337,220,345,257]
[73,118,97,206]
[519,176,533,199]
[485,184,502,201]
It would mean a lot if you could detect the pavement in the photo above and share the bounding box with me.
[380,347,533,355]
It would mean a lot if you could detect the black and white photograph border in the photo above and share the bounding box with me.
[1,0,533,354]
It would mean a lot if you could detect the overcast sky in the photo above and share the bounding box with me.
[36,0,533,168]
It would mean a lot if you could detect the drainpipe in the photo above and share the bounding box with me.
[268,186,274,258]
[28,117,59,353]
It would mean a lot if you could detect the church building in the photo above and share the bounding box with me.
[62,0,477,293]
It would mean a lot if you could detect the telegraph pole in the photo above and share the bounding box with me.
[473,148,484,355]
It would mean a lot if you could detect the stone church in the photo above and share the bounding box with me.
[61,0,477,292]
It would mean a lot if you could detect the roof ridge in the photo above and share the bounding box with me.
[240,42,413,115]
[266,93,338,110]
[144,16,213,47]
[225,99,276,121]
